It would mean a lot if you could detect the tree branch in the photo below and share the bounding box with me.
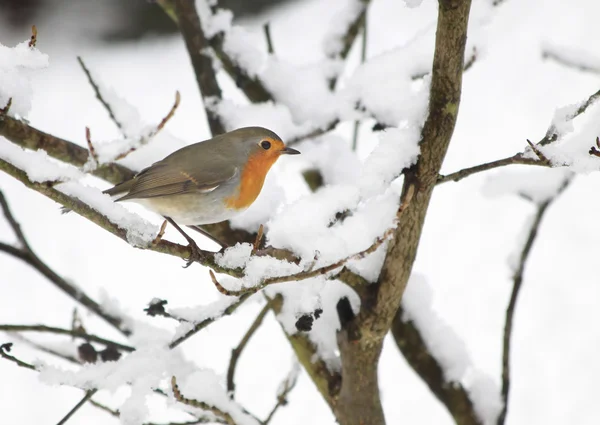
[0,115,135,183]
[391,308,480,425]
[56,390,97,425]
[168,292,253,349]
[333,2,473,424]
[497,175,572,425]
[172,0,225,136]
[0,158,242,275]
[437,154,547,184]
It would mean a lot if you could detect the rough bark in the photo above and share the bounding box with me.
[333,2,472,424]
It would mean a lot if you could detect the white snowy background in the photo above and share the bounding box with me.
[1,0,600,424]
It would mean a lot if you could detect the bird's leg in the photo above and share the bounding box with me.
[164,217,206,268]
[186,225,229,250]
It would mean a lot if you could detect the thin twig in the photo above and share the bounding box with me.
[252,224,264,255]
[263,23,274,54]
[439,86,600,184]
[286,119,340,146]
[13,334,80,364]
[437,154,547,184]
[28,25,38,48]
[226,302,271,396]
[463,46,478,72]
[0,190,31,251]
[56,390,97,425]
[77,56,125,135]
[0,343,36,370]
[85,126,99,166]
[153,220,169,245]
[498,176,572,425]
[541,87,600,146]
[327,0,371,90]
[0,97,12,115]
[168,293,253,349]
[263,362,300,425]
[525,139,550,164]
[0,324,134,352]
[171,376,236,425]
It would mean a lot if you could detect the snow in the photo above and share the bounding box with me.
[359,127,421,198]
[323,0,365,57]
[170,294,245,323]
[296,134,361,186]
[39,345,193,425]
[402,0,425,8]
[0,137,158,246]
[4,0,600,424]
[402,274,501,424]
[177,370,261,425]
[0,139,84,182]
[262,58,341,127]
[542,40,600,73]
[0,40,49,117]
[402,274,472,382]
[483,167,571,204]
[59,182,158,247]
[340,41,432,126]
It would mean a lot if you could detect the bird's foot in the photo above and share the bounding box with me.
[183,240,205,268]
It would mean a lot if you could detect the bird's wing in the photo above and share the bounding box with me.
[115,147,238,201]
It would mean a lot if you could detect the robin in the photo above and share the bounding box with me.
[104,126,300,265]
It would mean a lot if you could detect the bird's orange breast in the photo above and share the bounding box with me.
[224,151,279,210]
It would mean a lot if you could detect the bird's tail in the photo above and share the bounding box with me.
[103,179,135,198]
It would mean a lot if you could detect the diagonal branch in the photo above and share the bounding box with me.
[56,390,97,425]
[391,308,480,425]
[0,158,240,275]
[171,376,237,425]
[172,0,225,136]
[497,175,572,425]
[168,292,253,349]
[77,56,125,135]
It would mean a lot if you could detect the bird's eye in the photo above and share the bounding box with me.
[260,140,271,150]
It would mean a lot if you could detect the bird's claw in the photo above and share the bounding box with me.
[183,240,205,268]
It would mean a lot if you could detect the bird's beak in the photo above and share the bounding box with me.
[280,146,301,155]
